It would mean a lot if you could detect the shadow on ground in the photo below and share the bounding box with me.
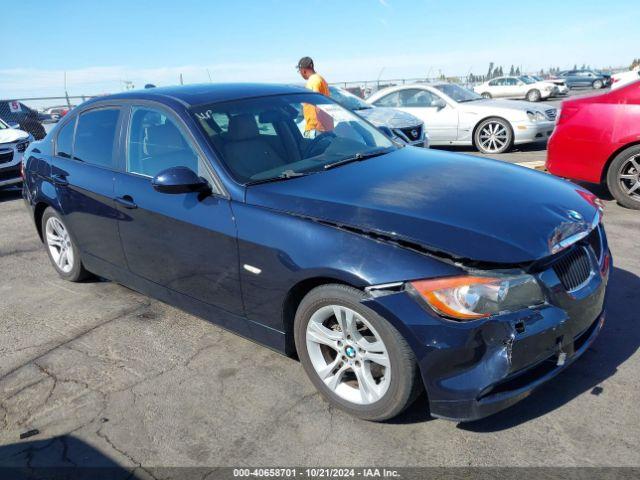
[433,140,548,155]
[0,436,135,479]
[0,186,22,203]
[577,181,615,201]
[458,266,639,432]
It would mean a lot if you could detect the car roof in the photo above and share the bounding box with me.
[86,83,309,107]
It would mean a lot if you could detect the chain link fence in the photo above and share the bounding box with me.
[329,76,478,98]
[0,95,99,139]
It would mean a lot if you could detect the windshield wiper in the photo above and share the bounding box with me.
[246,170,309,186]
[323,149,391,170]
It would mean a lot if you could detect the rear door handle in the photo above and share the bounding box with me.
[115,195,138,209]
[51,173,68,187]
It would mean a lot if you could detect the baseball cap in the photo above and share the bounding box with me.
[296,57,314,70]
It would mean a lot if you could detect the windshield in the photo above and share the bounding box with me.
[328,86,372,111]
[519,76,535,84]
[433,84,482,102]
[192,92,395,184]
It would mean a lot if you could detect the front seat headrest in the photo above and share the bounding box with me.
[228,114,259,141]
[146,123,185,156]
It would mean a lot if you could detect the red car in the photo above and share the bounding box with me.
[547,80,640,209]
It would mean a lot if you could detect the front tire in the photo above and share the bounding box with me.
[526,89,541,102]
[606,146,640,210]
[474,117,514,154]
[481,92,492,99]
[42,208,90,281]
[593,79,603,90]
[294,284,422,421]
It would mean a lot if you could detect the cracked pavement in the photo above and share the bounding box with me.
[1,179,639,469]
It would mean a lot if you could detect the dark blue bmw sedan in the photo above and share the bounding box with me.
[22,84,610,421]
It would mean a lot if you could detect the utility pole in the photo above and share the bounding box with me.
[376,67,385,89]
[179,73,184,85]
[206,69,212,83]
[64,71,71,109]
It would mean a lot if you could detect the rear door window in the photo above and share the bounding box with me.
[397,89,437,107]
[55,118,75,159]
[73,108,120,168]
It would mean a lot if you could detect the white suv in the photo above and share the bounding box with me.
[0,118,31,188]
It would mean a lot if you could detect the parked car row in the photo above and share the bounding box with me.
[367,83,556,154]
[41,106,71,123]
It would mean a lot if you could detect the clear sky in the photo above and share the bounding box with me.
[2,0,639,98]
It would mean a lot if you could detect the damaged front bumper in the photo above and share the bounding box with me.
[362,248,609,422]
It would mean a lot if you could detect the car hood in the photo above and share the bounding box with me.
[357,107,422,128]
[0,128,29,144]
[245,148,599,264]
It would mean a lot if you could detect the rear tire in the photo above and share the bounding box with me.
[526,89,541,102]
[606,146,640,210]
[294,284,422,421]
[42,208,90,282]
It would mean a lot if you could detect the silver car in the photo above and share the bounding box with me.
[329,86,428,147]
[367,83,557,154]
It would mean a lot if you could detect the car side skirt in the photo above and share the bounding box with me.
[82,253,288,353]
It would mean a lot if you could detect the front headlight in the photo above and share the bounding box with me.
[408,274,545,321]
[526,111,546,122]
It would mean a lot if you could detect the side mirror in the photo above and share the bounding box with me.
[433,99,446,110]
[151,166,210,194]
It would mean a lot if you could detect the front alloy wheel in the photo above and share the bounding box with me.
[306,305,391,405]
[607,147,640,210]
[294,284,422,421]
[475,118,513,154]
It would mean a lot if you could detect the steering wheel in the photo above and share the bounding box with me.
[302,131,336,159]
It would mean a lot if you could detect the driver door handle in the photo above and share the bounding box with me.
[51,173,69,187]
[115,195,137,209]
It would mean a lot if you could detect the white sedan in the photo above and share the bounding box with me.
[473,76,557,102]
[367,83,557,154]
[611,67,640,90]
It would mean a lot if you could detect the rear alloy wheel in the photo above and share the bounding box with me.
[526,89,541,102]
[481,92,492,99]
[593,79,603,90]
[606,146,640,210]
[42,208,90,281]
[474,118,513,154]
[294,284,422,421]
